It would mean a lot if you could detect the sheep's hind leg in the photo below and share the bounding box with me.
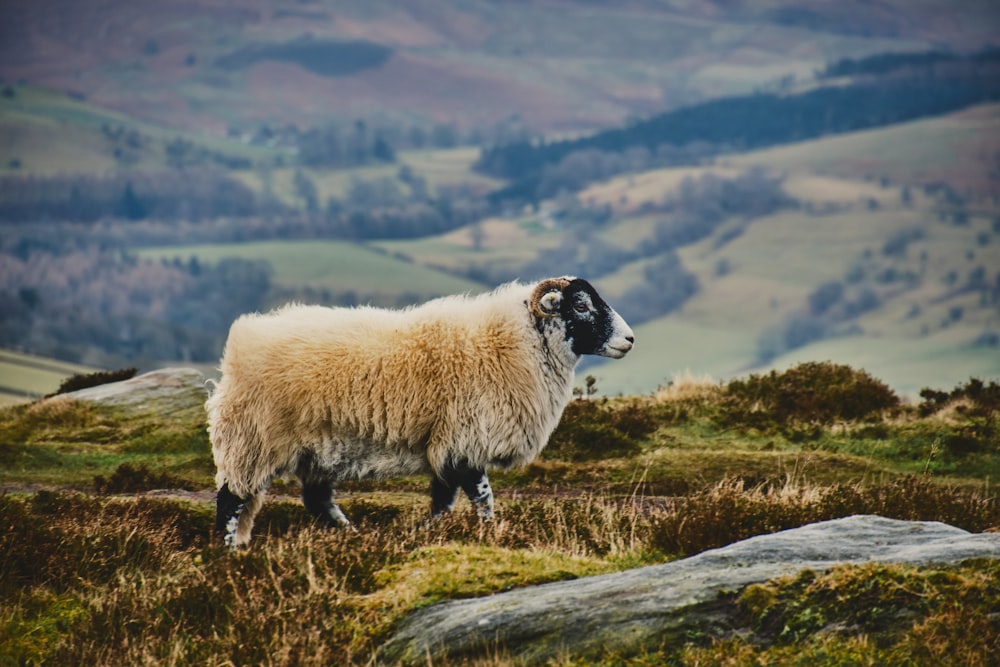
[431,465,494,519]
[430,474,461,516]
[302,479,352,529]
[459,469,494,520]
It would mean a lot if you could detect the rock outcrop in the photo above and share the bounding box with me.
[58,367,208,417]
[380,515,1000,664]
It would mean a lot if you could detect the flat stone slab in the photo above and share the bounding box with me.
[60,367,208,417]
[380,515,1000,664]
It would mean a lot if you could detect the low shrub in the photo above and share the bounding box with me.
[47,368,137,398]
[918,377,1000,418]
[544,398,657,461]
[918,378,999,459]
[722,362,900,430]
[94,463,197,494]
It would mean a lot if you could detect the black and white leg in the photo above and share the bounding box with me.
[462,470,494,519]
[216,482,247,548]
[302,478,352,529]
[430,464,494,519]
[430,472,460,516]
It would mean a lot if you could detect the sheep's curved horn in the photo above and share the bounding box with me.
[529,278,571,319]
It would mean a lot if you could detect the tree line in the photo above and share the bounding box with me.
[0,250,273,367]
[478,50,1000,205]
[0,169,489,242]
[821,47,1000,79]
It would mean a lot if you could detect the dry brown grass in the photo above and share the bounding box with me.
[1,472,996,665]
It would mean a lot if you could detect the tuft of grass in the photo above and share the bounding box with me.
[0,397,213,488]
[686,559,1000,666]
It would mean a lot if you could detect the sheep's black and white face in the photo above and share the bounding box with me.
[533,277,635,358]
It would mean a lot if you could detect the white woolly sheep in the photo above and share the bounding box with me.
[206,276,634,547]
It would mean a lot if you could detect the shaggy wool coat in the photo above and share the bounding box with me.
[207,282,577,499]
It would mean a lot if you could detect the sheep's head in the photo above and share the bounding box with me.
[530,277,635,358]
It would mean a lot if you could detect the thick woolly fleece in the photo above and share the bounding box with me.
[206,278,633,546]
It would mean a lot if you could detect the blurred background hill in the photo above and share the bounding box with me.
[2,0,999,402]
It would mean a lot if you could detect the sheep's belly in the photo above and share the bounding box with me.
[303,438,430,481]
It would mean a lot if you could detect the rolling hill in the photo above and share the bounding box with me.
[370,104,1000,398]
[0,84,280,176]
[3,1,997,135]
[2,3,998,401]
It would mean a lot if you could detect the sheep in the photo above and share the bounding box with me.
[206,276,635,547]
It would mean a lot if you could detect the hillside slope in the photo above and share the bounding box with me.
[371,105,1000,397]
[3,0,996,134]
[585,108,1000,396]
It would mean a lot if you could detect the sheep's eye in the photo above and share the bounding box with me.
[574,303,589,313]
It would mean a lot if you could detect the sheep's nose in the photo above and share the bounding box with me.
[625,335,635,344]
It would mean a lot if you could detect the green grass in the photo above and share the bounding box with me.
[136,240,484,300]
[680,560,1000,666]
[373,215,565,278]
[398,147,502,192]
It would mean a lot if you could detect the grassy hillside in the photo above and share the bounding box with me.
[137,240,484,303]
[4,1,989,134]
[365,105,1000,398]
[728,103,1000,196]
[1,363,997,663]
[0,85,281,176]
[591,199,999,396]
[0,350,97,406]
[228,147,500,207]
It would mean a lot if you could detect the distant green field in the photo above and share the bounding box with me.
[228,147,499,209]
[137,240,485,301]
[0,350,97,405]
[398,147,502,192]
[374,215,565,277]
[0,84,282,176]
[572,148,1000,399]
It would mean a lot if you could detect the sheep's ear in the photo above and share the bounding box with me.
[530,278,570,319]
[539,290,562,314]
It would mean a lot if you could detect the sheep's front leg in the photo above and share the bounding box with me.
[216,482,246,548]
[430,464,494,519]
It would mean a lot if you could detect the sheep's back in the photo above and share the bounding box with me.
[214,299,546,450]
